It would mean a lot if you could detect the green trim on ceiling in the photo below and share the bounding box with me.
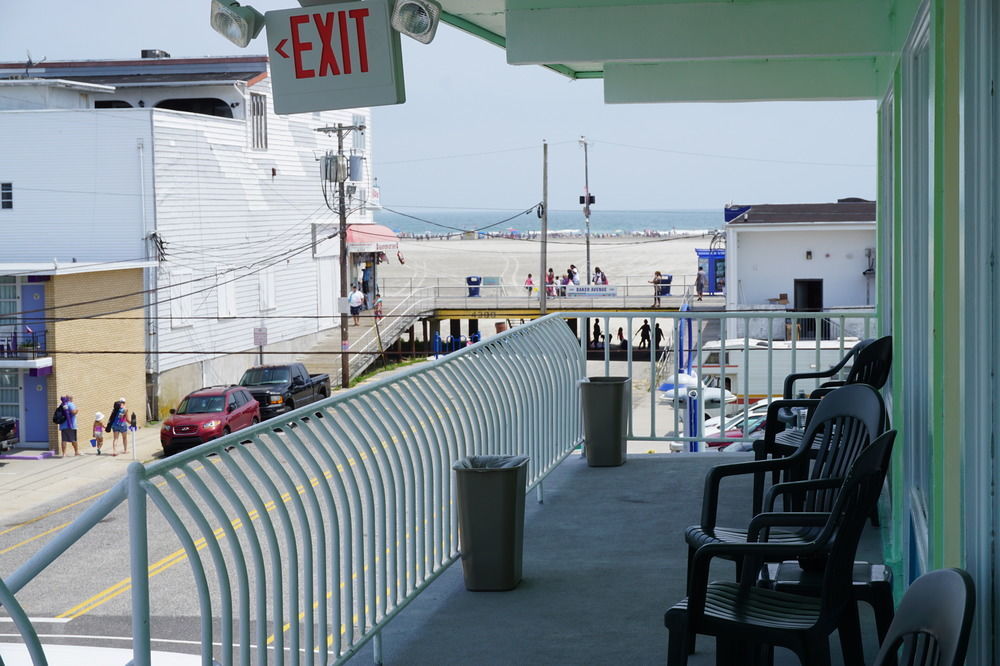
[440,12,602,80]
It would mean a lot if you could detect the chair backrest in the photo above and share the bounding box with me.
[845,335,892,390]
[797,384,885,513]
[873,568,976,666]
[813,430,896,631]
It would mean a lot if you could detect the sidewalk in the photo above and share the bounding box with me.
[0,426,163,523]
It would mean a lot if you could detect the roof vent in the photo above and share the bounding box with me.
[141,49,171,59]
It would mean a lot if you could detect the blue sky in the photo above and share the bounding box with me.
[1,1,877,211]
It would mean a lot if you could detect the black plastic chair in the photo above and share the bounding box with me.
[783,335,893,400]
[666,431,896,665]
[684,384,885,583]
[873,568,975,666]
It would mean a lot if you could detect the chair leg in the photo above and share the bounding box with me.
[800,638,832,666]
[870,588,895,644]
[836,603,865,666]
[715,637,739,666]
[665,614,690,666]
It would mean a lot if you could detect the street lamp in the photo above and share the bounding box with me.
[579,136,595,285]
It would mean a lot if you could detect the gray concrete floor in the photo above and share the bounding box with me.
[346,452,886,666]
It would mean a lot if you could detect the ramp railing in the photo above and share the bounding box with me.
[2,315,583,665]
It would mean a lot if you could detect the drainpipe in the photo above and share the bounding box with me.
[138,134,158,420]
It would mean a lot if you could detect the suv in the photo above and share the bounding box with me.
[160,386,260,456]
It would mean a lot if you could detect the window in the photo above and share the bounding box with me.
[259,269,276,311]
[170,270,194,328]
[94,100,133,109]
[352,114,366,150]
[155,98,233,118]
[217,276,237,319]
[0,276,16,327]
[250,93,268,150]
[1,183,11,209]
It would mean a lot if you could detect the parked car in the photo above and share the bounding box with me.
[160,386,260,456]
[0,416,18,452]
[238,363,331,419]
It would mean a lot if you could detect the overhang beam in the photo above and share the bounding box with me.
[505,0,893,65]
[604,57,890,103]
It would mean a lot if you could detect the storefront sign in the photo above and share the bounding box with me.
[265,0,405,114]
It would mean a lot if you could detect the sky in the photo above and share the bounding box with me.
[1,1,878,212]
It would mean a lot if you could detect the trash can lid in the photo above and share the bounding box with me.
[453,455,529,470]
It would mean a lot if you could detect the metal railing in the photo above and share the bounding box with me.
[0,309,877,665]
[0,330,48,359]
[2,315,583,666]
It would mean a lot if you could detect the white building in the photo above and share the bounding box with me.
[0,53,380,428]
[723,199,876,340]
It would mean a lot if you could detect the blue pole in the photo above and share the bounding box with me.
[686,390,700,452]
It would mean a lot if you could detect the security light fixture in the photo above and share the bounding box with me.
[391,0,441,44]
[210,0,265,48]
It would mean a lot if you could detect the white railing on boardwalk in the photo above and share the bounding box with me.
[348,286,435,376]
[1,315,583,666]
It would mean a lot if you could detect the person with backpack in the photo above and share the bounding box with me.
[53,395,79,457]
[106,398,130,456]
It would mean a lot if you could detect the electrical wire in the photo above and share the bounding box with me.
[591,139,877,168]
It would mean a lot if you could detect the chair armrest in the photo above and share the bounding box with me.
[753,399,821,462]
[747,511,830,543]
[700,456,812,531]
[763,478,843,513]
[782,347,858,398]
[686,540,827,620]
[818,380,846,389]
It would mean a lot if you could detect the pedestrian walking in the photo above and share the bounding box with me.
[545,268,556,297]
[106,398,130,456]
[373,292,384,321]
[654,323,664,349]
[616,326,627,350]
[348,284,365,325]
[92,412,105,455]
[56,395,79,457]
[637,319,651,349]
[649,271,663,307]
[524,273,534,296]
[592,267,608,285]
[569,265,580,285]
[695,267,708,301]
[592,320,603,347]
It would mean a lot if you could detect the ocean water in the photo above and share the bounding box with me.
[375,207,723,237]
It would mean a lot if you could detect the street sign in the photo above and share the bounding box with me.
[265,0,405,115]
[253,327,268,346]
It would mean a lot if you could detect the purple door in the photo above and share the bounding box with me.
[23,373,48,445]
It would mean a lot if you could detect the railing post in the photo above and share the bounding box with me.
[128,462,152,666]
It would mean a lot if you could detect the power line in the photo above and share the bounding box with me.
[592,139,877,168]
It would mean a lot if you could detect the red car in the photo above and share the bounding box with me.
[160,386,260,455]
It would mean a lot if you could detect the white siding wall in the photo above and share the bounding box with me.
[0,85,96,110]
[726,225,875,308]
[0,109,152,263]
[151,81,373,374]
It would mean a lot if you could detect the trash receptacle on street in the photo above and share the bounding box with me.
[661,273,673,296]
[465,276,482,297]
[453,455,529,590]
[580,376,630,466]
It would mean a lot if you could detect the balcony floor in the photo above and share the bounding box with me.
[347,452,886,665]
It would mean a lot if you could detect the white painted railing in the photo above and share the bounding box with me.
[2,315,583,665]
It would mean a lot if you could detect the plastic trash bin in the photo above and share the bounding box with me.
[580,377,630,466]
[466,276,482,297]
[660,274,673,296]
[453,455,529,590]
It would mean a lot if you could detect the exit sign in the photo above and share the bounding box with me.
[265,0,405,115]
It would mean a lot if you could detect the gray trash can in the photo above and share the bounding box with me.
[453,455,529,590]
[581,376,630,466]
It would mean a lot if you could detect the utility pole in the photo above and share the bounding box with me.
[579,136,592,285]
[540,140,548,315]
[316,123,365,389]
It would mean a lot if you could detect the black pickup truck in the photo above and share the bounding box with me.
[238,363,331,419]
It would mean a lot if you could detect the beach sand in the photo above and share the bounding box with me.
[378,233,716,289]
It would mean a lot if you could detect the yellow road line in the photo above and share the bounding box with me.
[0,490,109,537]
[0,522,72,556]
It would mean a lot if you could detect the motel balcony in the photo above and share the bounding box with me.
[1,310,888,665]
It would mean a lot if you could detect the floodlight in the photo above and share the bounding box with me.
[210,0,265,48]
[391,0,441,44]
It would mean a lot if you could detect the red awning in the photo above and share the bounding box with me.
[346,224,399,253]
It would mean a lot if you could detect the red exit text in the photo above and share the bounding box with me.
[286,10,371,79]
